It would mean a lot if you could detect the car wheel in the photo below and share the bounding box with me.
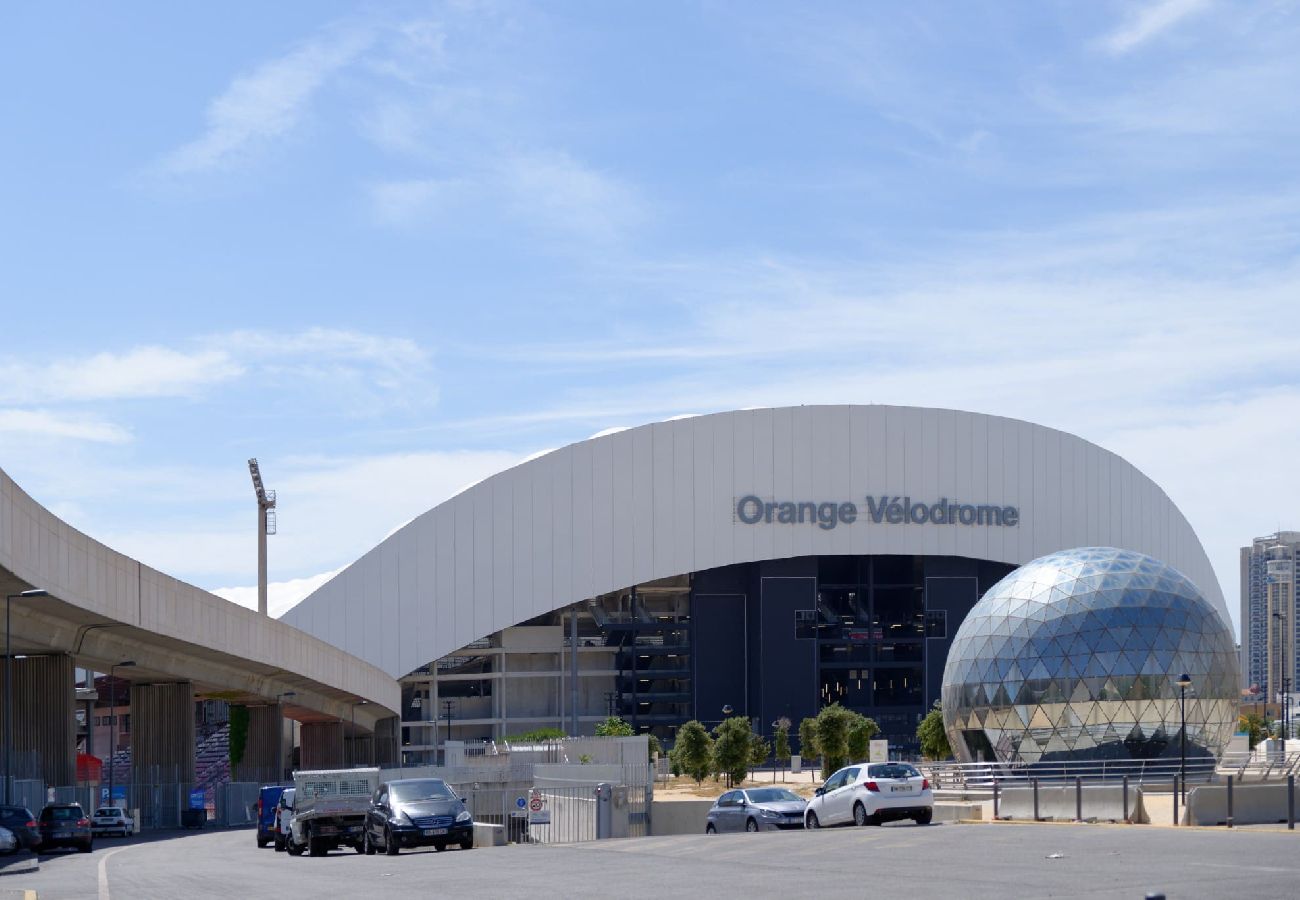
[853,802,868,827]
[363,830,375,855]
[745,818,759,833]
[79,841,93,853]
[459,836,473,851]
[309,836,325,857]
[287,838,304,856]
[274,834,286,852]
[806,811,820,829]
[705,823,716,834]
[257,835,269,848]
[384,827,399,856]
[353,839,365,854]
[913,809,933,826]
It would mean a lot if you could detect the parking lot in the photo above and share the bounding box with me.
[1,821,1298,900]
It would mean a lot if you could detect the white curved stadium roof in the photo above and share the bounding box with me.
[282,405,1225,679]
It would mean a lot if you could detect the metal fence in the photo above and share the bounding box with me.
[921,750,1300,792]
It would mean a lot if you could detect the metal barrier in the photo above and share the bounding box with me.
[920,750,1300,793]
[526,786,598,844]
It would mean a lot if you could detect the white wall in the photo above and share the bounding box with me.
[283,405,1225,679]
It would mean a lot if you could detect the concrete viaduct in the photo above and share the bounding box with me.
[0,465,400,791]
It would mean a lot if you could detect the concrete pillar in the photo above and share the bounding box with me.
[300,721,344,769]
[374,716,399,768]
[234,704,285,784]
[1,654,76,786]
[131,682,195,785]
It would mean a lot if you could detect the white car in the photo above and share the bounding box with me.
[273,788,295,852]
[91,806,133,837]
[804,762,933,828]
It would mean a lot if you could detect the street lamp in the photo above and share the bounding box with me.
[107,660,136,807]
[4,589,48,805]
[1175,673,1192,805]
[275,692,296,782]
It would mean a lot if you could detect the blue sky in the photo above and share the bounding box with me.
[2,1,1298,629]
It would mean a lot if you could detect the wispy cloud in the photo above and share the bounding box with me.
[1100,0,1213,55]
[369,151,643,242]
[0,409,131,443]
[0,346,243,404]
[154,25,375,176]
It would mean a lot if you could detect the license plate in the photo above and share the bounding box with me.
[890,785,912,792]
[422,828,448,836]
[55,831,71,838]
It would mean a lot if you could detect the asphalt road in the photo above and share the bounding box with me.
[2,822,1298,900]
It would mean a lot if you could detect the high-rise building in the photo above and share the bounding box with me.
[1240,532,1300,704]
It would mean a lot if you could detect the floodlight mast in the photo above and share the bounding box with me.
[248,458,277,616]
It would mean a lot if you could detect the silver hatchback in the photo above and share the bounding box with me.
[705,788,807,833]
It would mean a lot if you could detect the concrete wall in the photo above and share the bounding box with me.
[284,405,1226,680]
[650,799,713,836]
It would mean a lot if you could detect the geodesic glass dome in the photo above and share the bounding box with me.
[942,547,1239,764]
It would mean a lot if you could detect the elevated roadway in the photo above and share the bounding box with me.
[0,464,398,785]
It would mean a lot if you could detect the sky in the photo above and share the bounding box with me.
[1,1,1298,633]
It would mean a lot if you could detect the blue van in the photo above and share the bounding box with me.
[256,786,286,848]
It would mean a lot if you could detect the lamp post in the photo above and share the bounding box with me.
[4,589,48,805]
[275,692,296,782]
[107,660,136,808]
[1175,673,1192,806]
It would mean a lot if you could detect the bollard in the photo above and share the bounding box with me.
[1033,778,1040,821]
[993,779,1000,819]
[1289,775,1295,831]
[1172,776,1179,826]
[1226,774,1233,829]
[1075,776,1082,822]
[1122,775,1129,824]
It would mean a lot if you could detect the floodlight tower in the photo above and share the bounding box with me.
[247,458,277,616]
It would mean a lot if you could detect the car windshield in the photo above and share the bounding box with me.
[869,764,920,779]
[390,780,455,803]
[94,808,121,817]
[744,789,802,804]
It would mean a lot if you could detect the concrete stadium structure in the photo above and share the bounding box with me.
[0,466,398,789]
[282,405,1228,759]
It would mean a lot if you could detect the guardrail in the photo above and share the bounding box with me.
[920,750,1300,792]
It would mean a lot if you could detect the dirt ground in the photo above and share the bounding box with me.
[656,768,826,801]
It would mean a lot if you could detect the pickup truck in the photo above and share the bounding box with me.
[285,768,379,857]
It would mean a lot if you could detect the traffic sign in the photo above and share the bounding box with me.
[516,796,527,809]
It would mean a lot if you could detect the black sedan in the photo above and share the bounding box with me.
[37,804,93,853]
[363,778,473,855]
[0,805,41,853]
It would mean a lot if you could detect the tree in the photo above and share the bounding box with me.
[670,720,714,784]
[502,727,566,743]
[773,717,792,781]
[813,704,853,779]
[713,717,755,787]
[749,730,771,778]
[647,733,662,761]
[917,701,952,760]
[846,712,880,762]
[798,716,819,763]
[1239,712,1268,750]
[595,716,635,737]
